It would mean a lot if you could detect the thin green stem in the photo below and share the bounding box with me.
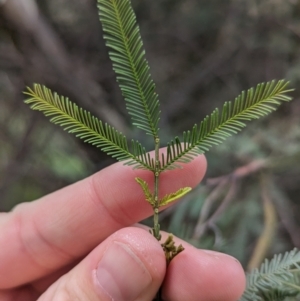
[153,136,161,240]
[152,136,163,301]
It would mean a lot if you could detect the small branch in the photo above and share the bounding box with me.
[193,157,280,242]
[153,136,161,240]
[192,179,237,240]
[208,152,300,187]
[0,0,128,132]
[193,178,228,238]
[270,180,300,249]
[207,159,267,186]
[247,174,277,271]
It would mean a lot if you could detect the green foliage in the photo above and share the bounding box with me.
[241,249,300,301]
[24,80,293,174]
[24,84,153,171]
[22,0,297,300]
[97,0,160,137]
[162,80,293,171]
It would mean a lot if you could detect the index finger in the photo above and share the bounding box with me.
[0,150,206,289]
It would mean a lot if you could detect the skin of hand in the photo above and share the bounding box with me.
[0,149,246,301]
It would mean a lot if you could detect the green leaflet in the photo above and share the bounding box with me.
[97,0,160,138]
[24,84,154,170]
[162,80,293,171]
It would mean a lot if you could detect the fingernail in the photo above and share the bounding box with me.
[203,249,239,262]
[96,241,152,301]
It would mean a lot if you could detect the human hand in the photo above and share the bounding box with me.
[0,150,245,301]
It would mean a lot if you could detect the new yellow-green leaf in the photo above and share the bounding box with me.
[160,187,192,206]
[135,177,154,205]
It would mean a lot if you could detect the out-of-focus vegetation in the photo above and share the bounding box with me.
[1,0,300,268]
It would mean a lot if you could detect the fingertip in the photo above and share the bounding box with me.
[42,227,166,301]
[163,248,246,301]
[162,153,207,188]
[89,227,167,301]
[200,250,246,301]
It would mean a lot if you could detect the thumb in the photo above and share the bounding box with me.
[38,227,166,301]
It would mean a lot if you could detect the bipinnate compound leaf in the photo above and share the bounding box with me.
[162,80,293,171]
[97,0,160,137]
[24,84,154,170]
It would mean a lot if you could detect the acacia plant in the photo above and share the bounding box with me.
[24,0,295,300]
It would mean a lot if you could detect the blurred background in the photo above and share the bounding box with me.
[1,0,300,269]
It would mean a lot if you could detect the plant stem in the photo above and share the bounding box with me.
[153,136,162,301]
[153,136,161,240]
